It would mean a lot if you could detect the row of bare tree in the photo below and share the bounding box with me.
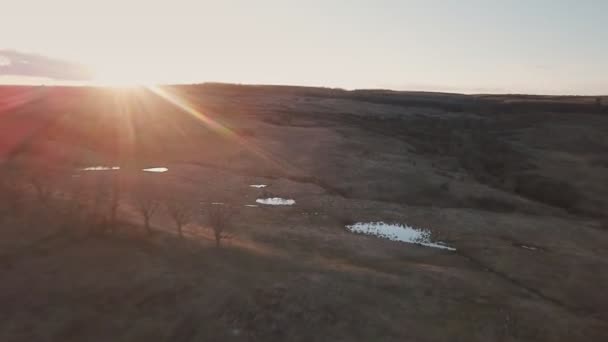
[134,185,233,246]
[0,164,233,247]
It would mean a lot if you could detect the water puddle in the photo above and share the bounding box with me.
[346,222,456,251]
[82,166,120,171]
[142,167,168,173]
[250,184,267,188]
[81,166,168,173]
[256,198,296,206]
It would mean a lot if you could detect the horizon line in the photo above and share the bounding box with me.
[0,81,606,98]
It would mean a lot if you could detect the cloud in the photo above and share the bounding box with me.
[0,49,93,81]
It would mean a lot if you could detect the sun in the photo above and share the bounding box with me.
[91,75,152,88]
[89,65,156,88]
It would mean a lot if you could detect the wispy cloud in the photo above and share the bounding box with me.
[0,49,93,81]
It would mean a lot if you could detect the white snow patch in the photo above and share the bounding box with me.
[142,167,168,173]
[521,245,537,251]
[211,202,225,205]
[346,222,456,251]
[82,166,120,171]
[250,184,267,188]
[244,204,259,207]
[256,198,295,206]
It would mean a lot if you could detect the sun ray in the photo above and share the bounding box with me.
[145,85,297,175]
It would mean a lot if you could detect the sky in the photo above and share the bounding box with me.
[0,0,607,94]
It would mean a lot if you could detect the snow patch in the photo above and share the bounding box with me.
[244,204,259,207]
[250,184,267,188]
[211,202,225,205]
[256,198,295,206]
[142,167,168,173]
[346,222,456,251]
[521,245,537,251]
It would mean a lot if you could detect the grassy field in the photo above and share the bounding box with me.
[1,84,607,341]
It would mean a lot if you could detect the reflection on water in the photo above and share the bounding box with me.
[82,166,120,171]
[256,198,295,205]
[142,167,168,173]
[346,222,456,251]
[81,166,168,173]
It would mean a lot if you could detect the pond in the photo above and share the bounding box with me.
[346,222,455,251]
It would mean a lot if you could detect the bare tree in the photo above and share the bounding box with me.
[28,173,55,208]
[108,184,120,231]
[132,180,160,235]
[206,205,233,247]
[165,194,195,238]
[59,177,90,229]
[86,175,112,233]
[0,165,25,218]
[86,172,123,233]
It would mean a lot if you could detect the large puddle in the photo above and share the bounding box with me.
[256,198,296,206]
[346,222,455,251]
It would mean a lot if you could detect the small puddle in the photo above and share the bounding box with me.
[82,166,120,171]
[250,184,267,188]
[256,198,296,206]
[142,167,168,173]
[346,222,456,251]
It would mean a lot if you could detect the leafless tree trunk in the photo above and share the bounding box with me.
[29,174,54,208]
[133,180,160,235]
[207,205,232,247]
[0,166,24,218]
[165,195,195,238]
[106,175,122,233]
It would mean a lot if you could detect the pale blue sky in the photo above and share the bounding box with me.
[0,0,606,94]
